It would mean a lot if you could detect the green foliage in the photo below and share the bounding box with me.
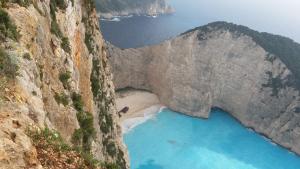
[106,142,116,157]
[54,92,69,106]
[50,0,67,11]
[79,150,100,168]
[59,71,71,89]
[32,90,37,96]
[27,127,71,152]
[0,0,9,8]
[0,8,20,41]
[71,92,84,112]
[84,0,95,14]
[76,111,95,152]
[50,20,62,38]
[13,0,32,7]
[85,32,93,53]
[184,21,300,90]
[91,58,101,97]
[61,37,71,54]
[102,162,120,169]
[71,128,82,146]
[22,52,31,60]
[0,47,19,79]
[49,0,66,38]
[261,71,297,97]
[27,127,102,169]
[116,149,127,169]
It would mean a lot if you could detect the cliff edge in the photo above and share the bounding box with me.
[0,0,128,168]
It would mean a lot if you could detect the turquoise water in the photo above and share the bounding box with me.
[124,109,300,169]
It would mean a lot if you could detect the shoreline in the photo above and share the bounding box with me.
[98,12,174,21]
[115,89,164,133]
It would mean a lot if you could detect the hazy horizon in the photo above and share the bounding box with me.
[101,0,300,48]
[170,0,300,43]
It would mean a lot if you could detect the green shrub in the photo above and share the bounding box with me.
[76,111,95,152]
[91,59,101,97]
[22,52,31,60]
[0,8,20,41]
[85,32,93,53]
[61,36,71,54]
[71,128,82,146]
[59,71,71,89]
[27,127,71,152]
[71,92,84,112]
[0,0,9,7]
[27,127,101,169]
[32,90,37,96]
[54,92,69,106]
[50,20,62,38]
[102,162,120,169]
[13,0,32,7]
[0,47,19,79]
[84,0,95,15]
[106,142,116,157]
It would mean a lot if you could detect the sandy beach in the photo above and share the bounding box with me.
[115,89,164,133]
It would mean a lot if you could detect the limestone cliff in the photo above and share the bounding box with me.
[108,22,300,155]
[95,0,174,19]
[0,0,128,168]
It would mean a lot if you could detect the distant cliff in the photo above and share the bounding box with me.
[108,22,300,155]
[95,0,174,19]
[0,0,128,169]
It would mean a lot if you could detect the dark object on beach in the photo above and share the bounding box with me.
[118,106,129,117]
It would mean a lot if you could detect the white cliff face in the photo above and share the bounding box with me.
[108,24,300,155]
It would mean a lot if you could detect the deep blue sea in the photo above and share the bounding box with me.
[124,109,300,169]
[100,0,300,48]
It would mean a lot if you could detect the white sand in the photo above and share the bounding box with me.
[115,89,164,133]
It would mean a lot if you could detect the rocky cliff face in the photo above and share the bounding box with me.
[0,0,128,168]
[95,0,174,19]
[108,22,300,155]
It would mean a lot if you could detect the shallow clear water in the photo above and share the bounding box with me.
[100,0,300,48]
[124,109,300,169]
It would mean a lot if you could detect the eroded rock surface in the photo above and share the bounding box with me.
[0,1,128,168]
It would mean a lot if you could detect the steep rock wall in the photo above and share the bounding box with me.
[0,0,128,168]
[108,23,300,155]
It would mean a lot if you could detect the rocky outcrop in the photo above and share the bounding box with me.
[95,0,174,19]
[0,0,128,168]
[108,22,300,155]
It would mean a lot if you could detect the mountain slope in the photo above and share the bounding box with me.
[108,21,300,155]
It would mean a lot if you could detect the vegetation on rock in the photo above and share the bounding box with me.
[59,71,71,89]
[0,7,20,41]
[54,92,69,106]
[61,36,71,54]
[27,127,106,169]
[0,47,19,79]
